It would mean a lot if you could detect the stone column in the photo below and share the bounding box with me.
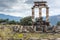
[46,7,49,22]
[32,7,34,28]
[32,7,34,22]
[39,7,42,18]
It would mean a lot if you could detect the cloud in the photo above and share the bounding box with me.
[0,0,32,17]
[25,0,34,4]
[0,0,17,8]
[0,0,18,12]
[0,0,60,17]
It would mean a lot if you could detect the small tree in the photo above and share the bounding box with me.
[9,20,16,24]
[20,16,32,26]
[57,21,60,26]
[0,19,9,24]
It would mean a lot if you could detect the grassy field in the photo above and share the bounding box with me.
[0,31,60,40]
[0,25,60,40]
[13,33,60,40]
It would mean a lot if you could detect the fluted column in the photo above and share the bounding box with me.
[32,7,35,28]
[39,7,42,18]
[46,7,49,22]
[32,7,34,22]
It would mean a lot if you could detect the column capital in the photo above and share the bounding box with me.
[46,7,49,9]
[32,7,34,9]
[32,6,36,9]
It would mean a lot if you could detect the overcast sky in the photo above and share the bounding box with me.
[0,0,60,17]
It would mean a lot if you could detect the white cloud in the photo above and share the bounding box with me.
[0,0,60,17]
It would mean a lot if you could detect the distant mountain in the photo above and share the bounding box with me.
[43,15,60,25]
[0,14,22,21]
[49,15,60,25]
[0,14,60,25]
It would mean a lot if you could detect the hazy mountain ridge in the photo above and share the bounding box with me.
[0,14,22,21]
[49,15,60,25]
[0,14,60,25]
